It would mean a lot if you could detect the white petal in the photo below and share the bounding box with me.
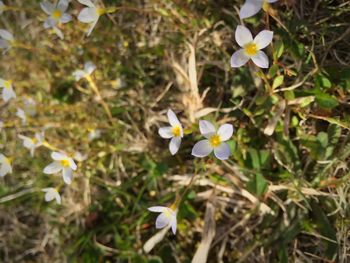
[40,1,54,15]
[230,49,250,68]
[0,153,5,162]
[191,140,213,158]
[51,152,67,160]
[77,0,95,7]
[0,39,9,49]
[60,13,72,23]
[169,137,181,155]
[78,7,98,23]
[171,216,177,235]
[155,213,170,229]
[55,192,61,204]
[235,25,253,47]
[44,18,56,29]
[35,132,45,144]
[86,19,98,36]
[217,124,233,141]
[53,27,64,40]
[214,143,231,160]
[0,29,13,41]
[251,50,269,68]
[73,69,86,81]
[254,30,274,50]
[2,87,16,102]
[148,206,167,213]
[199,120,216,138]
[62,167,73,184]
[42,188,61,204]
[44,190,55,202]
[167,109,180,127]
[158,126,173,139]
[57,0,69,12]
[84,61,96,75]
[43,161,62,174]
[0,163,11,176]
[239,0,263,19]
[68,158,77,170]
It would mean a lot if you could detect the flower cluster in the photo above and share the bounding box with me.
[148,0,280,239]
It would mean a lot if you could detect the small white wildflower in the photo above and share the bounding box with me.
[158,109,183,155]
[16,108,26,124]
[231,25,273,68]
[74,151,88,162]
[192,120,233,160]
[73,61,96,81]
[88,128,101,141]
[0,78,16,102]
[0,29,14,51]
[148,206,177,235]
[42,187,61,204]
[77,0,104,36]
[18,132,44,157]
[0,154,12,177]
[240,0,278,19]
[43,152,77,185]
[40,0,72,39]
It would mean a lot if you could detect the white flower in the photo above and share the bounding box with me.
[0,29,14,51]
[40,0,72,39]
[42,187,61,204]
[88,128,101,141]
[0,78,16,102]
[0,154,12,177]
[18,132,44,157]
[43,152,77,185]
[73,61,96,81]
[16,108,26,124]
[148,206,177,235]
[239,0,278,19]
[77,0,104,36]
[74,151,88,162]
[231,25,273,68]
[158,109,184,155]
[192,120,233,160]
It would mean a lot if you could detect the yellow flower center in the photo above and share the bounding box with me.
[209,134,222,148]
[4,157,12,164]
[262,1,270,12]
[52,9,62,20]
[60,159,70,167]
[4,80,12,89]
[172,126,181,137]
[164,209,172,218]
[244,42,258,56]
[97,8,105,16]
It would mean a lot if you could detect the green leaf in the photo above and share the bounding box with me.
[327,124,341,145]
[246,173,268,197]
[311,201,338,260]
[315,93,339,109]
[315,73,332,89]
[273,41,284,60]
[268,64,279,78]
[317,132,328,148]
[272,75,284,89]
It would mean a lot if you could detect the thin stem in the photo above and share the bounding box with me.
[85,75,114,124]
